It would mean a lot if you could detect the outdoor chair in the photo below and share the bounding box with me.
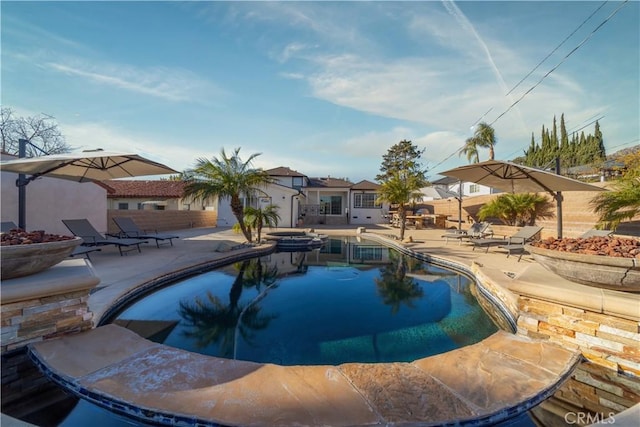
[112,217,179,248]
[441,221,493,245]
[1,221,18,233]
[62,219,148,256]
[470,225,543,261]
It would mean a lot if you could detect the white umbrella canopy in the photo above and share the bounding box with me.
[439,160,607,238]
[439,160,605,195]
[0,150,178,183]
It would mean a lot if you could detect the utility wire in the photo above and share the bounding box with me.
[432,0,629,174]
[505,1,608,96]
[489,0,628,127]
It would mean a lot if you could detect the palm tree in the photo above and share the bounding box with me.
[462,122,497,163]
[590,178,640,230]
[183,148,275,242]
[376,172,426,241]
[459,137,480,163]
[478,193,554,226]
[243,204,281,243]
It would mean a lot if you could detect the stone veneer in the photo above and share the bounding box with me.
[1,259,99,418]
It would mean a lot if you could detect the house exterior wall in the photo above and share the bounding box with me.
[349,191,387,225]
[1,154,107,235]
[215,185,301,228]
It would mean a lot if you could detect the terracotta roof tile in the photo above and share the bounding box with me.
[106,180,185,198]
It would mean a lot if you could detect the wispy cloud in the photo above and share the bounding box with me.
[45,61,224,104]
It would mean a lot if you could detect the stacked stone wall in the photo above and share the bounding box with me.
[516,296,639,377]
[1,285,94,420]
[532,361,640,425]
[1,290,93,354]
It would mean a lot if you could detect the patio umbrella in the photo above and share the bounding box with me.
[0,149,178,229]
[439,159,606,238]
[0,150,178,183]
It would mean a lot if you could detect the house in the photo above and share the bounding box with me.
[431,176,500,198]
[213,167,390,228]
[98,167,390,229]
[105,180,218,211]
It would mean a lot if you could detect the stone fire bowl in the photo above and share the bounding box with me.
[526,244,640,292]
[1,237,83,280]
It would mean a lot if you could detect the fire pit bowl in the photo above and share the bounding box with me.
[526,243,640,292]
[1,237,83,280]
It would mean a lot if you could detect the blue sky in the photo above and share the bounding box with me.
[2,1,638,183]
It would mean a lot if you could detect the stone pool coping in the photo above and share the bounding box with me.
[29,324,580,427]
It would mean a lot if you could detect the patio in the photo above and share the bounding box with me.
[5,225,640,426]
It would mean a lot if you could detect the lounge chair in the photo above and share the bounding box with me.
[62,219,148,256]
[1,221,18,233]
[470,225,543,259]
[112,217,179,248]
[441,222,492,245]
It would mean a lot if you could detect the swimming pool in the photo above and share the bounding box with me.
[51,236,545,426]
[109,236,498,365]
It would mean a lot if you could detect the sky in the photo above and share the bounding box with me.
[2,1,639,183]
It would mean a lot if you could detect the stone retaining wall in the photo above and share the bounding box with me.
[516,296,639,377]
[1,260,98,419]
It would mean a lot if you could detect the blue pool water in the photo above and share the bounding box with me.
[111,237,498,365]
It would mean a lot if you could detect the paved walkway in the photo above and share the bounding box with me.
[29,225,586,426]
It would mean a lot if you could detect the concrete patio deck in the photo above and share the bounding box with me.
[25,225,638,426]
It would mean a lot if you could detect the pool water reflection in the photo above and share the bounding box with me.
[111,236,498,366]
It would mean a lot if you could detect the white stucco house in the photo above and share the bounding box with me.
[430,176,501,199]
[217,167,390,228]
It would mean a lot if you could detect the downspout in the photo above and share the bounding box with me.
[291,190,303,228]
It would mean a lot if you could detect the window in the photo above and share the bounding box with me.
[118,202,129,210]
[292,177,303,190]
[352,245,383,261]
[469,184,480,194]
[320,195,342,215]
[354,193,380,209]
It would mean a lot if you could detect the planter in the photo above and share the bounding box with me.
[526,244,640,292]
[1,237,83,280]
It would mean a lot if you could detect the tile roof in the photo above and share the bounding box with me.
[106,180,185,198]
[265,166,306,177]
[306,177,353,188]
[351,180,381,190]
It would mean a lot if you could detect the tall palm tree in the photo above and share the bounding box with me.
[376,172,426,240]
[243,204,281,243]
[459,137,480,163]
[474,122,497,160]
[183,148,276,242]
[462,122,497,163]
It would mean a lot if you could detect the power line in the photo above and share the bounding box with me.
[432,0,629,174]
[489,0,628,127]
[505,1,608,96]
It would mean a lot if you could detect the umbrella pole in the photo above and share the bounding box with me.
[18,139,27,230]
[555,158,563,238]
